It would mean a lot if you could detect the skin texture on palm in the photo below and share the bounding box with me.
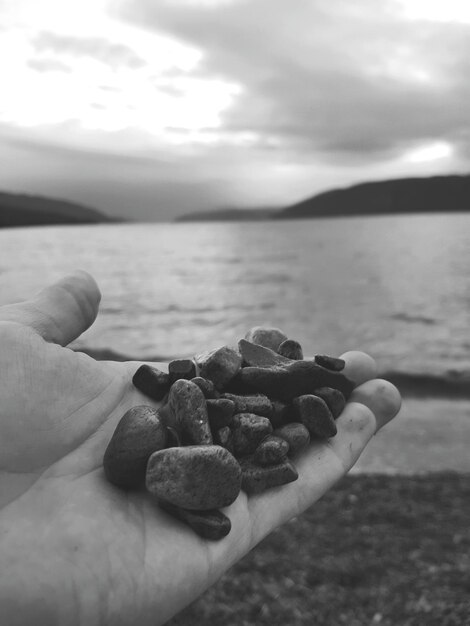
[0,272,401,626]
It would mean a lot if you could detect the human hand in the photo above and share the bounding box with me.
[0,271,401,626]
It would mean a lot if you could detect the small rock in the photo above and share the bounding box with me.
[191,377,220,399]
[274,422,310,457]
[278,339,303,360]
[165,426,181,448]
[159,501,231,541]
[244,326,288,352]
[132,364,170,401]
[146,445,241,510]
[206,398,235,430]
[196,346,242,391]
[293,395,337,438]
[168,359,196,384]
[214,426,234,454]
[313,387,346,419]
[103,406,167,489]
[314,355,346,372]
[168,379,213,445]
[238,339,291,368]
[231,413,273,456]
[269,400,294,428]
[240,457,298,494]
[253,436,289,466]
[222,392,273,418]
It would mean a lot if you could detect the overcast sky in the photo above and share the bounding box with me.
[1,0,470,220]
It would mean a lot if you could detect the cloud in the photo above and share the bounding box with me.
[27,58,71,73]
[33,31,146,69]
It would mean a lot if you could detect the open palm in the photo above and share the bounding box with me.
[0,271,401,626]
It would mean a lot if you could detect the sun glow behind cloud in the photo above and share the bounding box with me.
[0,0,241,139]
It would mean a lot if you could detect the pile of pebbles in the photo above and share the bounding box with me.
[103,327,354,540]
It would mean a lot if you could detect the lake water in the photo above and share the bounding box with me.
[1,213,470,378]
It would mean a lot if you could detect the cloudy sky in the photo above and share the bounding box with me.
[1,0,470,220]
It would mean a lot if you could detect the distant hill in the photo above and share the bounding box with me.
[175,207,278,222]
[277,174,470,219]
[0,191,114,228]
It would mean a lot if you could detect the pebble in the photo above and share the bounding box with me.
[222,392,273,418]
[196,346,242,391]
[314,355,346,372]
[191,376,220,399]
[146,445,241,510]
[231,413,273,456]
[103,406,168,489]
[214,426,234,454]
[278,339,304,360]
[168,379,213,445]
[293,395,337,438]
[313,387,346,419]
[244,326,288,352]
[159,501,231,541]
[168,359,197,384]
[132,364,170,401]
[269,400,294,428]
[165,426,181,448]
[274,422,310,457]
[253,435,289,466]
[240,457,298,494]
[238,339,291,368]
[206,398,235,430]
[238,360,355,401]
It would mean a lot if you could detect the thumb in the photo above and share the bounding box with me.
[0,270,101,346]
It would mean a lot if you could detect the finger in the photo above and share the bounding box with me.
[0,270,101,346]
[243,401,377,545]
[340,350,378,387]
[348,378,402,431]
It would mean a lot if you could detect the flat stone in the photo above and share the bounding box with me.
[146,445,241,510]
[238,360,355,401]
[314,355,346,372]
[244,326,288,352]
[231,413,273,456]
[278,339,303,360]
[274,422,310,457]
[222,392,273,418]
[191,377,220,399]
[159,501,231,541]
[240,457,298,495]
[253,436,289,466]
[168,379,213,445]
[238,339,291,368]
[196,346,242,391]
[103,406,167,489]
[132,364,170,401]
[293,395,337,438]
[168,359,196,384]
[207,398,235,430]
[313,387,346,419]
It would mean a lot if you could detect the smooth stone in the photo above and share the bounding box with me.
[240,457,298,494]
[244,326,288,352]
[206,398,235,430]
[168,379,213,445]
[238,339,291,368]
[159,501,231,541]
[214,426,234,454]
[168,359,197,384]
[274,422,310,457]
[313,387,346,419]
[222,392,273,418]
[238,360,355,401]
[314,355,346,372]
[293,395,337,438]
[253,435,289,466]
[196,346,242,391]
[191,377,220,399]
[146,445,241,510]
[231,413,273,456]
[132,364,170,401]
[103,406,167,489]
[278,339,304,360]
